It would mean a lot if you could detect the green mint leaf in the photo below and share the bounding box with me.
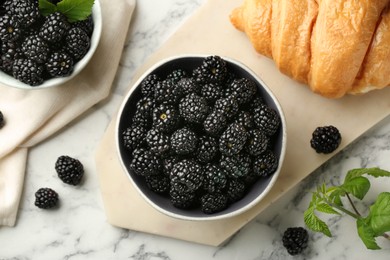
[315,202,341,215]
[341,176,370,200]
[367,192,390,236]
[345,168,390,183]
[38,0,57,16]
[57,0,95,23]
[304,207,332,237]
[356,218,381,250]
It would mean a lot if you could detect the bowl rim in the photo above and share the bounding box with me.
[0,0,103,90]
[115,54,287,221]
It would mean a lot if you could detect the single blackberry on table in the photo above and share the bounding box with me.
[152,104,180,133]
[253,104,280,136]
[228,78,257,105]
[246,129,269,156]
[145,174,170,194]
[65,27,90,61]
[141,74,160,97]
[179,93,210,124]
[170,159,204,193]
[200,193,228,214]
[73,15,94,36]
[5,0,40,28]
[171,127,198,155]
[136,96,155,119]
[0,110,5,129]
[203,111,228,137]
[167,68,187,83]
[0,15,22,42]
[194,55,228,84]
[200,82,223,105]
[203,164,228,193]
[21,35,49,64]
[45,51,74,77]
[122,125,147,151]
[214,96,239,119]
[154,79,184,105]
[235,110,254,130]
[177,77,200,96]
[34,188,59,209]
[219,123,248,156]
[310,125,341,154]
[146,128,170,156]
[162,156,181,176]
[55,155,84,185]
[220,152,252,179]
[39,12,70,43]
[130,148,162,177]
[12,58,44,86]
[225,179,246,203]
[252,150,278,177]
[170,187,197,209]
[282,227,309,255]
[196,136,218,164]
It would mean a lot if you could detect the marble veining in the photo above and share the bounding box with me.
[1,0,390,259]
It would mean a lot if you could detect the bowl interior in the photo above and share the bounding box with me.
[117,56,286,220]
[0,0,102,90]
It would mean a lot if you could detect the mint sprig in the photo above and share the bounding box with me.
[38,0,95,23]
[304,167,390,250]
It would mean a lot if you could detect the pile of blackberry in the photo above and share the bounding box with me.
[0,0,93,86]
[122,56,281,214]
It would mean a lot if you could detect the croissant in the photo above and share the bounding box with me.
[230,0,390,98]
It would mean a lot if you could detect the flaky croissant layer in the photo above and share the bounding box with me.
[230,0,390,98]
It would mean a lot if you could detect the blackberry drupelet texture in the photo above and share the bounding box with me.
[200,193,228,214]
[39,12,70,43]
[55,155,84,185]
[130,148,162,177]
[252,150,278,177]
[122,125,147,152]
[310,125,341,154]
[34,188,59,209]
[219,123,248,156]
[179,93,210,124]
[171,127,198,155]
[45,51,74,77]
[170,159,204,194]
[12,58,44,86]
[282,227,309,255]
[65,27,90,61]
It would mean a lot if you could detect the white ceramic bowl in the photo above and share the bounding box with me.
[0,0,102,90]
[116,55,287,221]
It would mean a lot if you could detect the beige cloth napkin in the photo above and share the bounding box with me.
[0,0,136,226]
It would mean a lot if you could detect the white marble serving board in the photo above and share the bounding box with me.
[95,0,390,246]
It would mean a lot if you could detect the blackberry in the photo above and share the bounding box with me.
[21,35,49,64]
[167,68,187,83]
[225,179,246,203]
[122,125,147,151]
[171,127,198,155]
[220,153,251,179]
[45,51,74,77]
[200,193,228,214]
[130,148,162,177]
[253,104,280,136]
[0,46,22,74]
[154,79,183,105]
[203,111,228,136]
[252,150,278,177]
[170,187,197,209]
[282,227,309,255]
[0,15,22,42]
[39,12,70,43]
[179,93,210,124]
[177,77,200,95]
[55,155,84,185]
[141,74,160,97]
[203,164,228,193]
[145,174,170,194]
[0,110,5,129]
[196,136,218,164]
[136,96,155,119]
[34,188,59,209]
[5,0,40,28]
[235,110,254,129]
[310,125,341,154]
[65,27,90,61]
[219,123,248,156]
[73,15,94,36]
[194,55,228,84]
[146,128,170,156]
[200,83,223,105]
[246,129,269,156]
[249,96,265,111]
[162,156,180,176]
[12,58,44,86]
[132,109,153,130]
[214,97,239,119]
[170,159,204,193]
[229,78,257,105]
[152,104,180,133]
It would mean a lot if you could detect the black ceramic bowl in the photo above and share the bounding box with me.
[116,55,287,220]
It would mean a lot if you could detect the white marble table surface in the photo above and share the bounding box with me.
[1,0,390,259]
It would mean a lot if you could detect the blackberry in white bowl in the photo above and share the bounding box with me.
[116,55,287,221]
